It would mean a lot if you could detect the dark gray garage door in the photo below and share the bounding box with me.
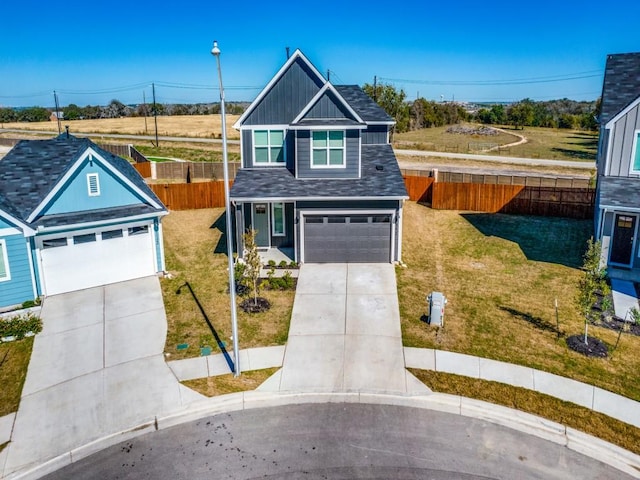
[303,214,391,263]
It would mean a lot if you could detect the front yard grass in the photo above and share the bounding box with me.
[398,202,640,402]
[161,208,294,361]
[410,369,640,456]
[0,337,34,416]
[183,367,279,396]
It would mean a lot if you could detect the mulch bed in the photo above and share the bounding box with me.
[239,297,271,313]
[566,334,608,358]
[592,291,640,336]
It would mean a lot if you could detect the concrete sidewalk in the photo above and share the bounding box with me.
[261,264,428,394]
[2,276,203,477]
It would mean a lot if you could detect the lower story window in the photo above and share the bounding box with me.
[272,203,285,236]
[0,239,10,282]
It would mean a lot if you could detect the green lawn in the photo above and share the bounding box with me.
[394,123,597,162]
[398,202,640,402]
[0,337,34,416]
[161,208,294,361]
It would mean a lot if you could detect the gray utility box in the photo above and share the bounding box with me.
[427,292,447,326]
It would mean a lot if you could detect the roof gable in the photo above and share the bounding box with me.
[234,50,326,128]
[600,52,640,126]
[292,83,363,125]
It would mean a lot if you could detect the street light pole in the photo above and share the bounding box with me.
[211,40,240,377]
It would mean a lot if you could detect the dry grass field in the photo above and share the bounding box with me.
[395,123,598,162]
[1,114,241,140]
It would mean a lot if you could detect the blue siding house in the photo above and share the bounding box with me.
[594,52,640,279]
[0,134,167,310]
[231,50,408,263]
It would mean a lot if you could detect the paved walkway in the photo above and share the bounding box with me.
[1,277,203,477]
[257,264,429,394]
[611,278,639,319]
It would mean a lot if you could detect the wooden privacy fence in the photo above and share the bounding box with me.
[133,162,152,178]
[430,183,595,219]
[149,181,232,210]
[146,177,593,219]
[154,161,240,181]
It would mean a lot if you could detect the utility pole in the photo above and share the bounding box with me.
[152,82,159,147]
[373,76,377,101]
[53,91,61,135]
[211,40,240,377]
[143,91,148,134]
[327,69,330,81]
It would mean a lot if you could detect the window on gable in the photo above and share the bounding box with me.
[272,203,285,236]
[254,130,285,164]
[87,173,100,196]
[0,239,10,282]
[312,131,345,167]
[633,131,640,173]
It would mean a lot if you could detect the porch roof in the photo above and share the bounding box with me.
[598,176,640,211]
[230,144,408,201]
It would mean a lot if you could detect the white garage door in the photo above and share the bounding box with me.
[39,225,156,295]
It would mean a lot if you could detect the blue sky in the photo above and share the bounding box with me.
[1,0,639,108]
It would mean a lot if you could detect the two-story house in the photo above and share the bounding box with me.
[595,52,640,277]
[230,50,408,263]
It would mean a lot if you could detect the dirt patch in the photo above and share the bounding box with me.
[566,335,608,358]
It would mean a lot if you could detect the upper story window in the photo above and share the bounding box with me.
[0,239,10,282]
[631,131,640,173]
[254,130,285,164]
[87,173,100,196]
[312,131,345,168]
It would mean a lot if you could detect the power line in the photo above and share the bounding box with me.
[378,70,603,86]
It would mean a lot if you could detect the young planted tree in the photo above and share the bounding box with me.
[576,237,609,344]
[242,228,262,306]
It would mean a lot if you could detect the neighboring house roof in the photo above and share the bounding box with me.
[0,135,166,229]
[334,85,394,124]
[597,176,640,211]
[230,144,408,201]
[599,52,640,126]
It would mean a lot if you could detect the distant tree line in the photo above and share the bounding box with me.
[0,99,247,123]
[362,83,600,133]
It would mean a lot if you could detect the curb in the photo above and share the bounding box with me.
[5,391,640,480]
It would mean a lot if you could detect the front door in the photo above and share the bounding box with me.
[253,203,270,247]
[610,214,637,266]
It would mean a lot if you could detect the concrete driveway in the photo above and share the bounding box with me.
[2,276,203,476]
[266,264,429,394]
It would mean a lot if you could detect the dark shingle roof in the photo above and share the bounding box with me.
[334,85,394,124]
[598,176,640,210]
[600,52,640,125]
[0,135,165,226]
[230,144,407,200]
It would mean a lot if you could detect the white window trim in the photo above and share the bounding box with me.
[0,239,11,282]
[271,203,286,237]
[310,130,346,169]
[253,128,286,165]
[87,173,100,196]
[630,129,640,175]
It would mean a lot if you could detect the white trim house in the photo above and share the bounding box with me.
[0,134,167,309]
[230,50,408,264]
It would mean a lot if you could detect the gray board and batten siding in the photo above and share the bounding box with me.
[362,125,389,145]
[302,89,357,121]
[241,57,324,126]
[295,129,360,179]
[604,101,640,177]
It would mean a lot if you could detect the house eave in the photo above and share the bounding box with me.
[231,195,408,203]
[288,124,367,130]
[34,211,169,234]
[604,95,640,130]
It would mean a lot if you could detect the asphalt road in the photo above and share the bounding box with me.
[42,404,629,480]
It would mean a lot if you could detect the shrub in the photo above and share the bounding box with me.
[288,261,298,268]
[267,260,276,267]
[21,298,40,309]
[282,271,295,290]
[278,260,288,268]
[0,312,42,340]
